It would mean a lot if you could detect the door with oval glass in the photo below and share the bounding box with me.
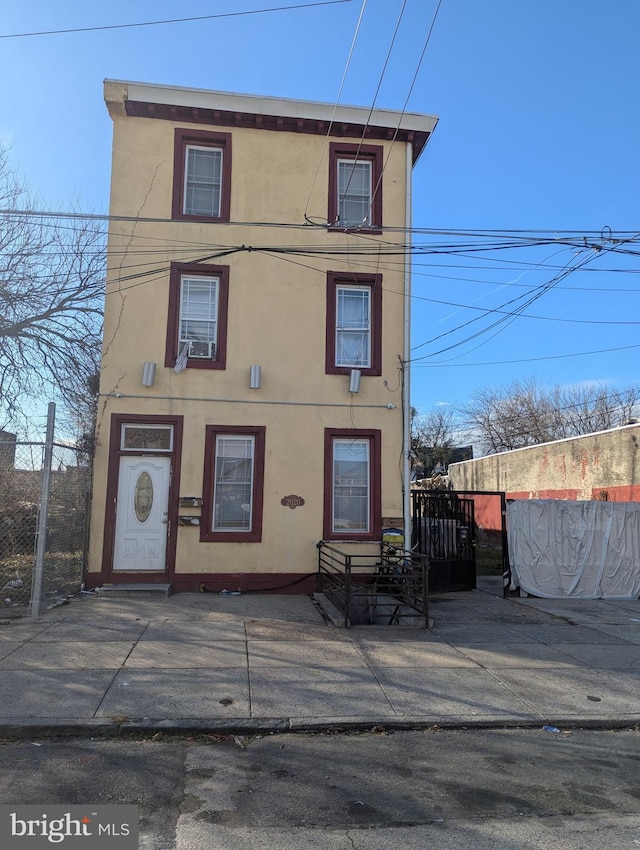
[113,455,171,571]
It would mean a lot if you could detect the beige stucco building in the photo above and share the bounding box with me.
[87,80,437,592]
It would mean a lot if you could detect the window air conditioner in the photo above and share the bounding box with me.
[184,340,215,359]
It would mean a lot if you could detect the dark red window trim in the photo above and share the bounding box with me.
[328,142,383,232]
[323,428,382,542]
[201,425,266,543]
[165,262,229,371]
[171,128,232,222]
[325,271,382,376]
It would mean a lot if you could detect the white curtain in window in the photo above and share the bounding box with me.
[179,277,218,345]
[213,436,254,531]
[336,287,370,367]
[338,159,371,226]
[333,439,369,532]
[184,146,222,217]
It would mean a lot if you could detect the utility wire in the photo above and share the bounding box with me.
[409,293,640,325]
[363,0,443,225]
[413,341,640,368]
[303,0,368,222]
[3,208,640,248]
[410,248,598,357]
[0,1,354,39]
[320,0,410,229]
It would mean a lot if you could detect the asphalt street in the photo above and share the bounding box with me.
[2,728,640,849]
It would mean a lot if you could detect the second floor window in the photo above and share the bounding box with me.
[326,271,382,376]
[179,275,219,360]
[165,262,229,371]
[336,285,371,368]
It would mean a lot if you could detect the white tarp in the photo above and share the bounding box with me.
[507,499,640,599]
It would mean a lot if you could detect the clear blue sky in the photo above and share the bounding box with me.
[2,0,640,420]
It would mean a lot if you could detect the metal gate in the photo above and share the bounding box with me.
[411,491,476,592]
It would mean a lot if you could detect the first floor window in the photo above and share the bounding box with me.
[332,438,370,532]
[213,435,255,532]
[202,425,265,542]
[324,428,381,540]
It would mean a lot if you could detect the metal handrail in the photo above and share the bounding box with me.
[317,541,429,628]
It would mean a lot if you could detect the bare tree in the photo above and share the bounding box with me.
[464,378,640,454]
[411,406,465,476]
[0,146,105,431]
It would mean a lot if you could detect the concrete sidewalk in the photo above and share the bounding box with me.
[1,576,640,737]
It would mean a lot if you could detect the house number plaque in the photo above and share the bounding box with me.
[281,494,305,510]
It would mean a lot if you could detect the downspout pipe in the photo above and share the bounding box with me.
[403,142,413,550]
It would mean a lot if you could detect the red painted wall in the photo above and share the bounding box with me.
[469,485,640,535]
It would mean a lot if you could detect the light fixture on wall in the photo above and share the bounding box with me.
[349,368,361,393]
[250,365,262,389]
[142,362,156,387]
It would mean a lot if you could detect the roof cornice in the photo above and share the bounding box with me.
[104,79,438,165]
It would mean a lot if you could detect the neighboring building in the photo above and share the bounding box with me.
[87,80,437,592]
[447,423,640,537]
[0,430,17,470]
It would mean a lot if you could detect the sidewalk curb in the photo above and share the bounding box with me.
[2,715,639,740]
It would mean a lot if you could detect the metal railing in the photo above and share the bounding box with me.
[317,541,429,628]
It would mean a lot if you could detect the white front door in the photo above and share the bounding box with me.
[113,456,171,571]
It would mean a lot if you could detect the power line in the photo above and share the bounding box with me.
[408,292,640,325]
[3,208,640,248]
[411,229,640,363]
[303,0,368,222]
[412,341,640,368]
[410,248,599,357]
[362,0,443,230]
[0,1,354,39]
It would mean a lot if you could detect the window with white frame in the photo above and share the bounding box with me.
[325,272,382,376]
[332,438,370,533]
[336,285,371,368]
[324,428,380,541]
[213,435,255,532]
[179,275,219,360]
[337,158,372,227]
[328,143,382,231]
[166,262,228,370]
[172,128,231,222]
[184,145,223,217]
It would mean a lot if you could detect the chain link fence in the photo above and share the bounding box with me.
[0,408,92,617]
